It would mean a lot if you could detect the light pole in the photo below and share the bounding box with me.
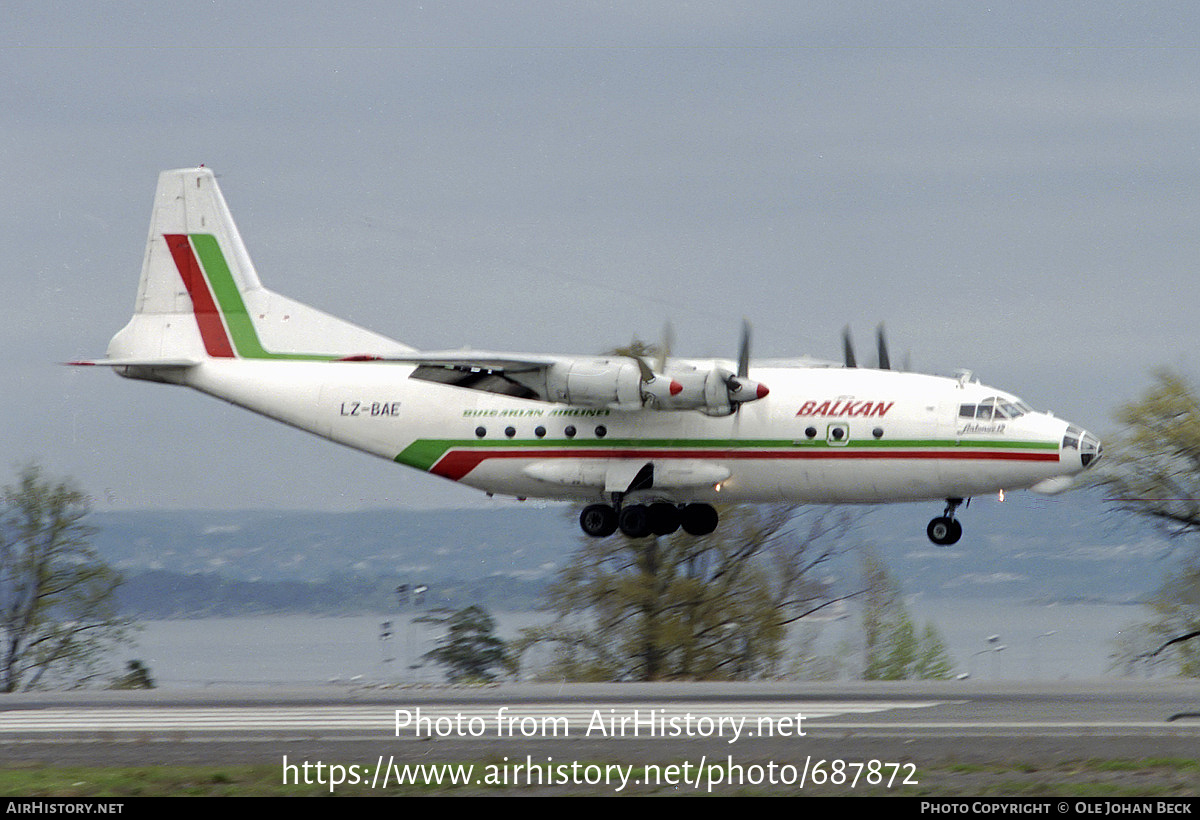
[1032,630,1058,679]
[968,648,993,678]
[968,638,1007,679]
[991,644,1007,679]
[396,582,430,681]
[379,620,394,678]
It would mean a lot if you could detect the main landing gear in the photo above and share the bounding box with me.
[926,497,965,546]
[579,499,719,539]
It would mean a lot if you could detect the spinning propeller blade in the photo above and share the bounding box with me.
[842,326,857,368]
[876,323,891,370]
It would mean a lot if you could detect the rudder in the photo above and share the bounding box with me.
[107,167,412,364]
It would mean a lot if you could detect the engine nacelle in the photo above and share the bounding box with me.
[726,375,770,404]
[542,359,645,407]
[517,357,767,413]
[654,368,769,416]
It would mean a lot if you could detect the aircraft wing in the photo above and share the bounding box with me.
[363,349,768,414]
[381,350,650,407]
[753,355,841,368]
[354,350,562,372]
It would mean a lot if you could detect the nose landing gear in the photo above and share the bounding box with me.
[927,497,965,546]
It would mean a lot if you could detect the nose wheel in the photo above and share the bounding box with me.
[927,498,964,546]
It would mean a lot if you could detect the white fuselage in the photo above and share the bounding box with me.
[180,359,1087,506]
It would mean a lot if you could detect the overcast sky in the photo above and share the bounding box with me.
[5,2,1199,511]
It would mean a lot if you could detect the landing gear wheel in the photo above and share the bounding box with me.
[580,504,617,537]
[648,502,681,536]
[681,503,719,536]
[619,504,653,538]
[926,516,962,546]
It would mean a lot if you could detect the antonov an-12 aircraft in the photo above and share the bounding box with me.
[76,167,1102,545]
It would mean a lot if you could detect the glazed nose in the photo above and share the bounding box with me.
[1080,431,1102,469]
[1062,426,1102,469]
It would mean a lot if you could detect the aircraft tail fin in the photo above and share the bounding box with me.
[106,167,412,365]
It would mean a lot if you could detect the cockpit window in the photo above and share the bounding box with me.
[958,396,1029,421]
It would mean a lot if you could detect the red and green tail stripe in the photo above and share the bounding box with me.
[165,233,335,361]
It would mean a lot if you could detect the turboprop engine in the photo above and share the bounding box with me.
[506,322,769,413]
[654,366,769,416]
[650,320,769,416]
[514,357,768,414]
[535,358,678,409]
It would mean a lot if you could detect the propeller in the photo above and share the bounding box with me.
[610,322,767,414]
[842,326,857,368]
[737,319,751,380]
[632,354,656,384]
[724,320,769,407]
[876,323,891,370]
[843,323,895,370]
[610,337,661,384]
[657,321,674,374]
[612,336,682,406]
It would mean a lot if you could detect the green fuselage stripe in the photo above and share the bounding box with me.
[395,436,1059,472]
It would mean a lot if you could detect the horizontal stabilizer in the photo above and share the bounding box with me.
[67,357,200,368]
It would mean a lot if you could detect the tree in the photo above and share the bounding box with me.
[914,623,954,680]
[420,605,508,683]
[1109,559,1200,678]
[518,505,859,682]
[110,659,155,690]
[1142,559,1200,676]
[860,548,953,680]
[0,466,132,692]
[1099,370,1200,675]
[1100,369,1200,536]
[860,548,903,680]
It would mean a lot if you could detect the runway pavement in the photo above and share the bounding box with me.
[0,679,1196,773]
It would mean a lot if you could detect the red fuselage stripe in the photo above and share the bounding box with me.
[429,448,1060,481]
